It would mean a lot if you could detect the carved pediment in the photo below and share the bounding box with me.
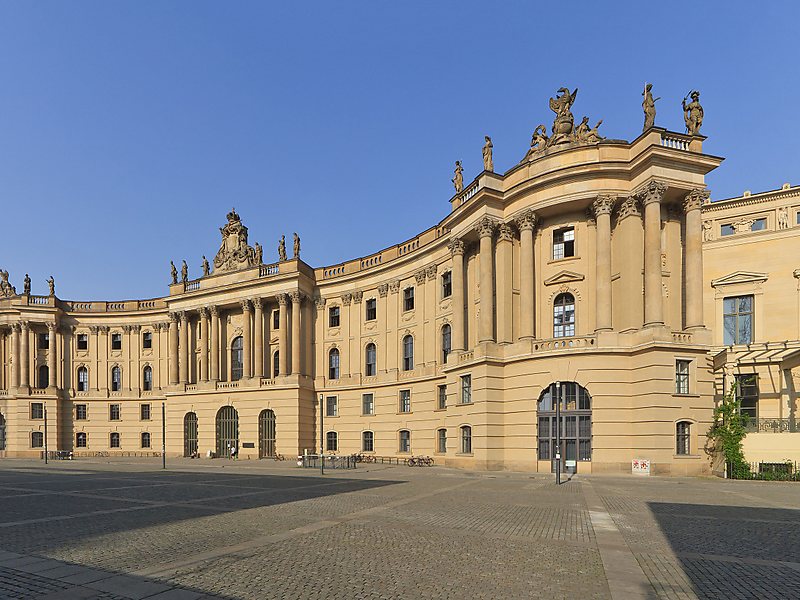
[710,271,769,288]
[544,270,585,286]
[213,209,258,274]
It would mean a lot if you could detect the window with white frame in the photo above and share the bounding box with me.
[553,227,575,259]
[675,360,690,394]
[553,293,575,338]
[460,425,472,454]
[362,393,374,416]
[399,390,411,413]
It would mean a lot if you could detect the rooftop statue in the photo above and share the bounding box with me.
[47,276,55,297]
[181,260,188,283]
[642,83,660,131]
[682,90,704,135]
[575,117,604,143]
[549,87,578,145]
[201,256,210,277]
[278,235,287,262]
[170,261,178,284]
[213,208,258,273]
[0,270,11,297]
[482,136,493,172]
[23,274,31,296]
[293,233,301,259]
[452,161,464,193]
[255,242,263,265]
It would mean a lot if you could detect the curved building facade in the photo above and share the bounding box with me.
[0,118,761,475]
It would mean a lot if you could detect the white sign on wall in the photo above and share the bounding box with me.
[632,459,651,476]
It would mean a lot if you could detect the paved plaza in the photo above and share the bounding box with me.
[0,459,798,599]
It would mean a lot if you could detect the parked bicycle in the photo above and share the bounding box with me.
[271,453,285,461]
[406,455,434,467]
[353,453,376,464]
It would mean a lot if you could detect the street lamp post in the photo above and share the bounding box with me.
[162,402,166,470]
[43,404,48,465]
[555,382,561,485]
[319,393,324,475]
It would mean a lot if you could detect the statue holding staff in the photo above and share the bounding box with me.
[642,83,660,131]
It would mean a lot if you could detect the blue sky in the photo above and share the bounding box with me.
[0,1,795,300]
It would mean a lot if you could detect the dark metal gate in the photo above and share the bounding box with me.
[258,409,276,458]
[0,413,6,451]
[216,406,239,457]
[184,412,198,457]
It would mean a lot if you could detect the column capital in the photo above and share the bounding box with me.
[592,194,617,217]
[169,312,180,323]
[11,323,21,333]
[498,222,514,242]
[635,179,668,206]
[476,216,498,238]
[515,209,538,232]
[89,325,100,334]
[314,296,326,310]
[289,291,303,304]
[131,324,141,333]
[352,290,364,303]
[389,280,400,294]
[47,322,57,333]
[178,311,188,323]
[241,299,252,312]
[341,292,352,305]
[425,265,438,281]
[377,283,389,298]
[447,237,465,256]
[683,188,710,213]
[209,305,219,317]
[414,270,427,285]
[276,293,289,306]
[199,306,209,318]
[20,321,30,332]
[252,297,263,310]
[122,324,133,333]
[616,196,642,221]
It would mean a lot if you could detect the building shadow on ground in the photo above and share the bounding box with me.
[647,501,800,599]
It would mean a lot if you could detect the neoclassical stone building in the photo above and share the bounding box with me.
[1,91,796,474]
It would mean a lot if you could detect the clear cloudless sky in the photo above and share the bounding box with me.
[0,1,797,300]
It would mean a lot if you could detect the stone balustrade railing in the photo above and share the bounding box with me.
[660,132,691,151]
[458,180,480,206]
[533,336,597,352]
[259,263,280,277]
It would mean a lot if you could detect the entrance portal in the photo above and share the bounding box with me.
[258,409,276,458]
[537,382,592,474]
[215,406,239,457]
[184,412,198,457]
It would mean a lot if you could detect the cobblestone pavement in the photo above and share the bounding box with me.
[0,460,798,599]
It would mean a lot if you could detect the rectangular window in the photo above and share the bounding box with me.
[329,306,340,328]
[441,271,452,298]
[140,404,151,421]
[675,360,690,395]
[365,298,377,321]
[38,333,49,350]
[797,212,800,225]
[399,390,411,413]
[723,295,753,345]
[30,403,44,420]
[31,431,44,448]
[75,404,87,420]
[326,395,338,417]
[326,431,338,452]
[109,404,121,421]
[676,422,690,455]
[403,287,414,311]
[735,374,759,420]
[437,384,447,410]
[460,375,472,404]
[720,224,735,236]
[77,334,88,350]
[111,333,122,350]
[553,227,575,259]
[461,427,472,454]
[143,332,152,349]
[362,431,374,452]
[437,428,447,453]
[141,432,151,449]
[362,393,374,416]
[273,310,280,329]
[399,430,411,453]
[110,433,120,448]
[76,432,87,448]
[751,218,766,231]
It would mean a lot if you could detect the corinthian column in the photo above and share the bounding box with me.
[241,300,252,379]
[168,314,179,384]
[47,322,58,388]
[277,293,289,375]
[178,311,189,384]
[592,195,616,332]
[199,307,209,382]
[290,292,303,375]
[19,322,29,388]
[516,210,538,340]
[253,298,264,378]
[11,323,20,389]
[476,216,497,343]
[683,188,709,329]
[447,238,466,351]
[210,306,220,381]
[637,180,668,327]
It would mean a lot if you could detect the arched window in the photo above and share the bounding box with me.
[259,409,277,458]
[553,293,575,338]
[0,413,6,451]
[231,336,244,381]
[328,348,340,380]
[326,431,338,452]
[399,429,411,453]
[362,430,374,452]
[38,365,49,389]
[111,366,121,392]
[676,421,691,455]
[441,324,452,363]
[110,432,120,448]
[460,425,472,454]
[77,367,88,392]
[75,432,87,448]
[365,343,377,376]
[215,406,239,457]
[143,366,153,391]
[184,412,198,457]
[402,335,414,371]
[273,351,280,378]
[537,382,592,467]
[141,432,151,449]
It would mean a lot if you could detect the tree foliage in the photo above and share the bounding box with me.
[707,379,751,478]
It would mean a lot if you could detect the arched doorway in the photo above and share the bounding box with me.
[0,413,6,451]
[184,412,198,457]
[537,382,592,474]
[258,409,276,458]
[215,406,239,457]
